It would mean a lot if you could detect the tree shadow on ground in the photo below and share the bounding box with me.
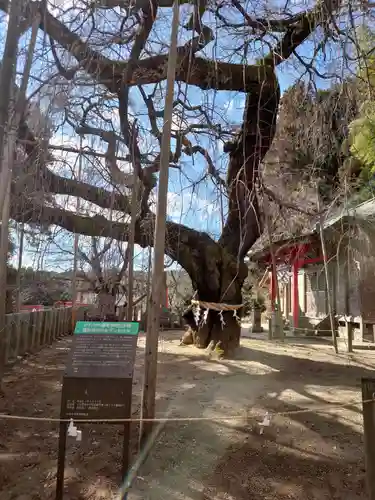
[126,340,372,499]
[203,424,366,500]
[0,334,373,500]
[233,342,375,389]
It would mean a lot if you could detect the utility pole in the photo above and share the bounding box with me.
[0,12,40,388]
[139,0,180,444]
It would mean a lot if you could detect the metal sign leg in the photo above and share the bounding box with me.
[121,421,131,499]
[55,422,67,500]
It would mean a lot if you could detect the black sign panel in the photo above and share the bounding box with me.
[65,333,138,379]
[60,377,132,421]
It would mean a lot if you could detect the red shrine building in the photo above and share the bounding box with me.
[249,198,375,340]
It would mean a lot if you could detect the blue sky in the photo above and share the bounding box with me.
[0,1,357,271]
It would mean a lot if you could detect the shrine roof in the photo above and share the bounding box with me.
[248,197,375,262]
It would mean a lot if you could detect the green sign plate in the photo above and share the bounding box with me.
[74,321,139,335]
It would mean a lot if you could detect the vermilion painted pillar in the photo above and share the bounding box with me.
[292,259,299,328]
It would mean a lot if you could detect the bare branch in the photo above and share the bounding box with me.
[265,0,343,65]
[42,169,132,214]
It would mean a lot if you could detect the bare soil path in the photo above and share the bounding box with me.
[0,330,372,499]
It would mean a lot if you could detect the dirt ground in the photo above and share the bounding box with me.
[0,329,373,499]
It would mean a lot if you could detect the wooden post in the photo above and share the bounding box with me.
[56,309,61,338]
[0,11,40,387]
[0,0,23,215]
[63,308,68,336]
[20,313,29,357]
[48,310,53,344]
[53,310,58,341]
[55,423,68,500]
[267,316,273,340]
[36,310,42,348]
[15,223,24,312]
[251,306,262,333]
[31,311,37,352]
[143,248,153,330]
[292,259,299,331]
[140,0,180,445]
[14,313,22,360]
[346,321,353,353]
[126,176,139,321]
[362,378,375,500]
[318,218,338,353]
[4,314,11,365]
[0,182,11,376]
[269,269,275,311]
[264,201,283,340]
[72,140,83,329]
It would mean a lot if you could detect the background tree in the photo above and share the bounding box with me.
[19,268,71,306]
[263,81,359,212]
[166,269,192,319]
[347,25,375,201]
[77,236,130,318]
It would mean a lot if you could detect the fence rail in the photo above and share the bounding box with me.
[4,306,90,366]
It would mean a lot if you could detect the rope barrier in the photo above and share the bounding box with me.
[284,326,336,333]
[250,324,368,334]
[0,397,372,424]
[191,300,243,311]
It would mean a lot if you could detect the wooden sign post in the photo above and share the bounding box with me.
[56,321,139,500]
[362,378,375,500]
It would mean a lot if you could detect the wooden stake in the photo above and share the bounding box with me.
[139,0,180,444]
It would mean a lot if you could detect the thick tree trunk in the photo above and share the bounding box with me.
[182,248,247,357]
[180,83,279,358]
[182,295,242,357]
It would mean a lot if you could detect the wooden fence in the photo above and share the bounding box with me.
[4,306,89,366]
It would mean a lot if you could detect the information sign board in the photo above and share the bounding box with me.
[56,321,139,500]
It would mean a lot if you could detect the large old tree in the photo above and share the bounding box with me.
[0,0,361,354]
